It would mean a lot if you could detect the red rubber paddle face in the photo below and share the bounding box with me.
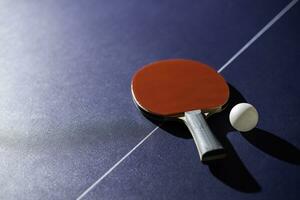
[131,59,229,117]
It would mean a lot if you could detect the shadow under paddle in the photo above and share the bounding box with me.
[138,84,300,193]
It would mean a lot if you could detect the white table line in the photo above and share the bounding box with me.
[76,126,160,200]
[76,1,298,198]
[218,0,298,73]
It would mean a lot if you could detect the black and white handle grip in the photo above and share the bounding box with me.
[184,110,226,161]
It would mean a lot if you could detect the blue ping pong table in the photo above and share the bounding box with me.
[0,0,299,199]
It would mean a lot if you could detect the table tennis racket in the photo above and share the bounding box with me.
[131,59,229,161]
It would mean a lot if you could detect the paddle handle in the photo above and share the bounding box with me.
[184,110,226,162]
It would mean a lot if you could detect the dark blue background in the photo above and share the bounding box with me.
[0,0,299,199]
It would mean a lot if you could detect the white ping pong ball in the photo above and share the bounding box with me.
[229,103,259,132]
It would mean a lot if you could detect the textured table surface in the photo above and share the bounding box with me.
[0,0,299,199]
